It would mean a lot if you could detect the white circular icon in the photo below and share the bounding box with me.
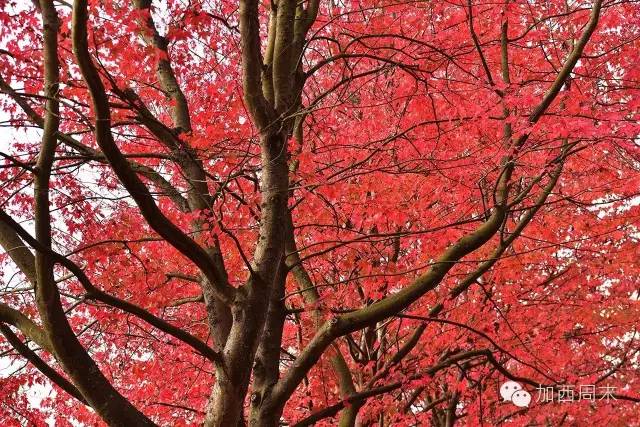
[511,390,532,407]
[500,381,522,401]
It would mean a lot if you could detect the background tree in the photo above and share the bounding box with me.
[0,0,639,425]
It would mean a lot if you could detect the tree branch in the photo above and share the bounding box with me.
[0,209,223,366]
[71,0,234,304]
[0,324,87,404]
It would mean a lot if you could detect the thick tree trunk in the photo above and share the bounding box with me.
[204,370,246,426]
[205,132,289,427]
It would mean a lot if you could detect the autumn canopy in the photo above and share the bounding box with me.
[0,0,639,425]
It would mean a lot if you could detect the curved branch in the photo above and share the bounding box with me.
[529,0,602,122]
[0,210,223,366]
[0,74,190,211]
[292,382,401,427]
[0,324,87,404]
[266,0,603,407]
[0,304,51,352]
[269,201,508,410]
[33,2,156,424]
[71,0,234,304]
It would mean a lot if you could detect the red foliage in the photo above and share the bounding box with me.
[0,0,639,425]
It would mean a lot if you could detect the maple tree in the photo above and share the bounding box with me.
[0,0,639,425]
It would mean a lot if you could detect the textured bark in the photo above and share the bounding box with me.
[30,1,157,424]
[205,130,289,426]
